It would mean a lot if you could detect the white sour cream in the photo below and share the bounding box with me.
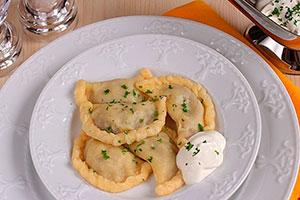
[261,0,300,34]
[176,131,226,185]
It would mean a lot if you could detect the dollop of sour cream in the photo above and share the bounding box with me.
[176,131,226,185]
[261,0,300,34]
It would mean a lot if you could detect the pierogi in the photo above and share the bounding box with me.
[72,68,217,196]
[75,69,167,146]
[72,132,152,192]
[129,128,184,195]
[136,75,215,146]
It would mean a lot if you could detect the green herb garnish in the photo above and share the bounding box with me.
[134,140,145,152]
[181,99,189,113]
[129,108,134,114]
[271,7,280,17]
[139,118,144,123]
[145,89,153,94]
[101,150,110,160]
[168,85,173,89]
[132,89,137,97]
[121,84,128,89]
[105,126,113,133]
[124,91,130,98]
[157,138,162,143]
[109,99,116,104]
[198,123,204,132]
[104,89,110,95]
[147,156,153,163]
[215,150,220,155]
[192,147,200,156]
[185,142,194,151]
[203,140,207,143]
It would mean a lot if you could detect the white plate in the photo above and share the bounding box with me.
[0,16,298,200]
[29,34,261,200]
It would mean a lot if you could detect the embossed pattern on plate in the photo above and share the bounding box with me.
[0,16,298,200]
[29,34,261,200]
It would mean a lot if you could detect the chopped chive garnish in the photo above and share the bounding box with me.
[271,7,280,17]
[105,126,113,133]
[135,140,145,152]
[168,85,173,89]
[185,142,194,151]
[132,90,137,96]
[129,108,134,114]
[121,84,128,89]
[181,99,189,113]
[124,91,130,98]
[139,118,144,123]
[198,123,204,132]
[215,150,220,155]
[145,89,153,94]
[104,89,110,95]
[157,138,162,143]
[147,156,153,163]
[109,99,116,104]
[192,147,200,156]
[101,150,110,160]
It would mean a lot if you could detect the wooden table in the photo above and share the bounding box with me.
[1,0,299,88]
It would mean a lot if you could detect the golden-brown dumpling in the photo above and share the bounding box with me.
[129,128,184,195]
[75,68,153,105]
[74,69,167,146]
[136,75,215,145]
[72,132,152,193]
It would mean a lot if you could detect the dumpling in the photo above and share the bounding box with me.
[71,131,152,193]
[75,68,153,105]
[136,75,215,146]
[74,69,167,146]
[91,100,158,133]
[129,128,184,195]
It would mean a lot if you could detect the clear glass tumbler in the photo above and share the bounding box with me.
[18,0,78,39]
[0,0,22,77]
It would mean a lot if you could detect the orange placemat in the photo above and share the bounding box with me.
[164,1,300,199]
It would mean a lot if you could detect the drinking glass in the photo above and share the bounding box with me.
[0,0,22,77]
[18,0,78,39]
